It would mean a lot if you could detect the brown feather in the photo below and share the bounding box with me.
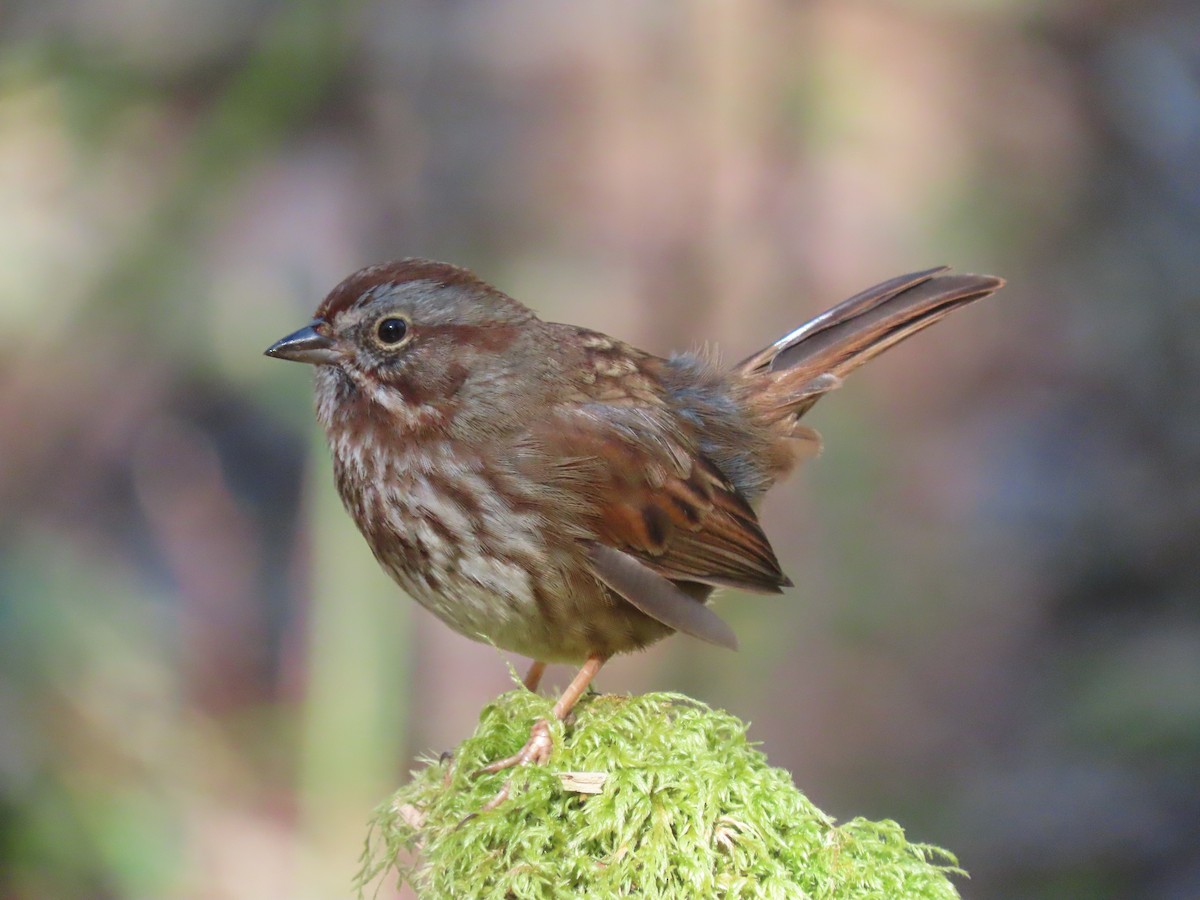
[738,268,1004,424]
[586,544,738,650]
[530,410,789,595]
[315,258,529,322]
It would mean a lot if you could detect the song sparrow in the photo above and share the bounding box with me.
[266,260,1003,783]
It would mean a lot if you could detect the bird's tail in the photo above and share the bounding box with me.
[737,267,1004,429]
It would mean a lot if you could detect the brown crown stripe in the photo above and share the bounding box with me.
[316,259,522,321]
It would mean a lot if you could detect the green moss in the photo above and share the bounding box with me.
[358,690,963,899]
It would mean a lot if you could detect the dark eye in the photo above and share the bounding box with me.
[376,317,408,346]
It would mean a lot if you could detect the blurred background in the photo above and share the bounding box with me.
[2,1,1198,897]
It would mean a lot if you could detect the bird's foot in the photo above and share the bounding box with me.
[474,718,554,812]
[468,656,606,814]
[480,718,554,773]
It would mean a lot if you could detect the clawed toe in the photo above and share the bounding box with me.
[478,718,553,774]
[469,718,555,814]
[467,656,607,813]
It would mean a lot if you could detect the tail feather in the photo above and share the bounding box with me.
[739,267,1004,424]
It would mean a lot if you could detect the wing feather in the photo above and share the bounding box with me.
[587,543,738,650]
[529,406,789,595]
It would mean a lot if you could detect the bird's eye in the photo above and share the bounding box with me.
[375,317,409,346]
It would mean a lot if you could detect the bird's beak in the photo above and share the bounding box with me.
[264,321,341,365]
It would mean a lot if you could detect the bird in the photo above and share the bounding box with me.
[266,259,1003,789]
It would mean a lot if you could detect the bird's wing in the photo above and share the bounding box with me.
[585,542,739,650]
[525,404,790,595]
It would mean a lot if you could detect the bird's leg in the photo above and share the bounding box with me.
[479,654,607,780]
[549,654,607,720]
[523,660,547,693]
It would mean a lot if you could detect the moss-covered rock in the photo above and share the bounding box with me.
[358,690,962,899]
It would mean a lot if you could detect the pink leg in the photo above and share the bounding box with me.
[523,660,547,693]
